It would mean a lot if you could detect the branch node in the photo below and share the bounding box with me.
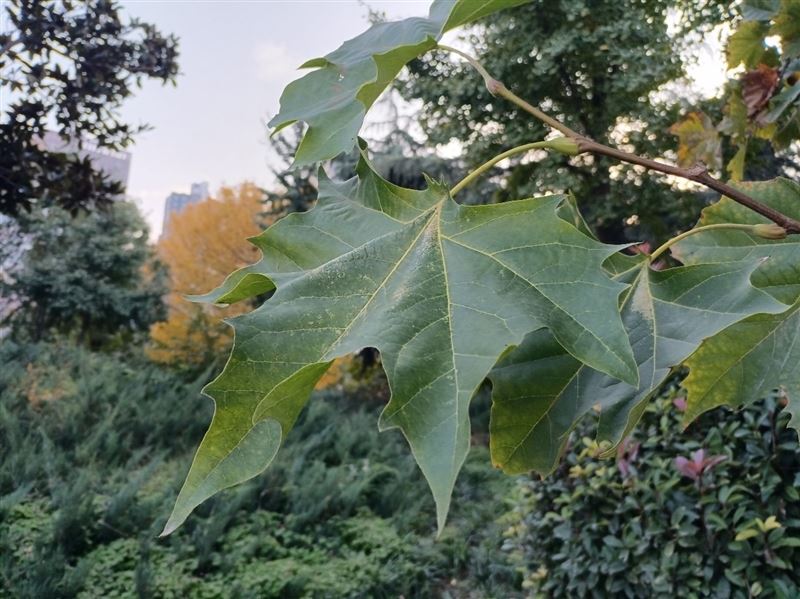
[686,164,708,178]
[437,44,800,236]
[486,78,504,96]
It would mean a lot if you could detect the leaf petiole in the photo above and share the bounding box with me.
[648,223,761,262]
[450,138,579,197]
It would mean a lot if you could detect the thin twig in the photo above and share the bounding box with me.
[438,45,579,137]
[437,44,800,235]
[491,82,582,139]
[578,140,800,234]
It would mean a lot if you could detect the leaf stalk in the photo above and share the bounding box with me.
[648,223,760,262]
[450,138,577,197]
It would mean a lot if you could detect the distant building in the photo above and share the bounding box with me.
[38,131,132,191]
[161,182,210,235]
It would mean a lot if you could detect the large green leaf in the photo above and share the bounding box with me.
[674,178,800,427]
[489,259,785,475]
[163,147,636,535]
[268,0,529,167]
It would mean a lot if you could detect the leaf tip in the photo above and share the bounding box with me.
[616,358,640,388]
[431,479,456,538]
[435,507,449,539]
[158,518,181,538]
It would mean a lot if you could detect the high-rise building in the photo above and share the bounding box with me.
[38,131,132,191]
[161,182,210,234]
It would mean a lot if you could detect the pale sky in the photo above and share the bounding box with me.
[119,1,430,237]
[116,1,726,238]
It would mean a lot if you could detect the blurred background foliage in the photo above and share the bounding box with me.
[1,201,165,349]
[2,0,800,597]
[0,341,516,598]
[146,183,268,369]
[3,341,799,596]
[0,0,179,215]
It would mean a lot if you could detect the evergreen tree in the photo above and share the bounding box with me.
[4,202,165,346]
[400,0,732,242]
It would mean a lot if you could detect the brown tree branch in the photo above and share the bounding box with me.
[438,45,800,235]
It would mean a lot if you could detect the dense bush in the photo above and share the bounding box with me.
[501,384,800,598]
[0,341,516,598]
[5,341,799,597]
[2,202,166,347]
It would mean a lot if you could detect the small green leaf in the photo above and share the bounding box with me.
[268,0,529,166]
[742,1,780,21]
[763,81,800,124]
[682,301,800,427]
[735,528,760,542]
[673,179,800,304]
[761,515,782,531]
[727,143,747,181]
[166,144,636,533]
[774,537,800,547]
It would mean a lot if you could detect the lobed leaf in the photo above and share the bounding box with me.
[164,145,636,534]
[674,178,800,428]
[267,0,529,167]
[682,301,800,428]
[489,258,784,474]
[726,20,769,69]
[672,178,800,304]
[741,64,780,119]
[763,81,800,124]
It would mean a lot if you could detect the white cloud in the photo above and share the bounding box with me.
[253,41,302,83]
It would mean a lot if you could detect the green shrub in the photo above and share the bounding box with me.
[1,341,517,598]
[501,384,800,598]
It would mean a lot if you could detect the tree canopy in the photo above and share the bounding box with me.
[3,201,164,346]
[148,184,268,367]
[0,0,179,215]
[399,0,733,242]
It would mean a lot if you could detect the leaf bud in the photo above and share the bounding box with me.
[547,137,581,156]
[752,223,787,240]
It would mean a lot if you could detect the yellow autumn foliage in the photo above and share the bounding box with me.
[147,183,273,366]
[314,356,355,390]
